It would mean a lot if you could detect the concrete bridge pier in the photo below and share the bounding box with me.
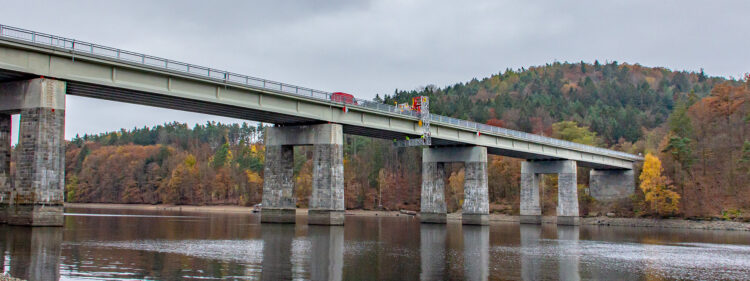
[589,168,635,201]
[261,123,345,225]
[0,113,10,223]
[520,160,580,225]
[0,78,66,226]
[420,146,489,225]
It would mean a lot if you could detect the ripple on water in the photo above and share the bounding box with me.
[492,239,750,280]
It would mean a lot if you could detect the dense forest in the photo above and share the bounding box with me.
[24,61,748,219]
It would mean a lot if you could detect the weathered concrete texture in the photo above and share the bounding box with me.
[589,169,635,201]
[262,123,344,225]
[261,145,295,223]
[265,123,344,146]
[557,172,579,218]
[260,208,296,224]
[0,114,10,224]
[421,146,490,225]
[309,225,344,281]
[309,143,345,214]
[463,225,489,280]
[420,224,446,280]
[520,165,541,224]
[420,212,447,224]
[420,162,446,223]
[463,158,489,225]
[521,160,579,225]
[308,210,344,225]
[3,78,66,226]
[422,146,487,163]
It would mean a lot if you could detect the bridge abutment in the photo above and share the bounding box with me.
[420,146,489,225]
[261,123,344,225]
[589,168,635,201]
[0,78,66,226]
[520,160,580,225]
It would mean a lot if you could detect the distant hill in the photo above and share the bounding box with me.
[380,61,726,146]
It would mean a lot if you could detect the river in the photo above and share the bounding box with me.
[1,207,749,280]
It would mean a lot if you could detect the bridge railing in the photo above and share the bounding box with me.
[0,24,640,161]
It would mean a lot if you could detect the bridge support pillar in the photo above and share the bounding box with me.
[520,160,579,225]
[589,168,635,201]
[420,162,446,223]
[0,113,10,224]
[0,78,66,226]
[420,146,488,225]
[261,123,344,225]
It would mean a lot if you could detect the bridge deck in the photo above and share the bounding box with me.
[0,24,641,169]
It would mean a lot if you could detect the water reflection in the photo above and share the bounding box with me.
[420,224,446,280]
[557,225,580,280]
[260,223,295,280]
[520,224,542,281]
[309,225,344,281]
[0,225,62,281]
[463,225,489,281]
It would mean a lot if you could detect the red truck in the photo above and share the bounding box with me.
[331,92,356,105]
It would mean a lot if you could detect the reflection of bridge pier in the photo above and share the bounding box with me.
[463,225,489,280]
[557,225,580,280]
[419,224,446,280]
[520,224,542,280]
[309,225,344,281]
[0,225,62,280]
[260,224,295,280]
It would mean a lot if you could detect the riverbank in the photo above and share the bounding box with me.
[65,203,750,231]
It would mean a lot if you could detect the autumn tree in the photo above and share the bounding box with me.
[639,153,680,217]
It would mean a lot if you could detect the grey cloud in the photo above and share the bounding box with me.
[1,0,748,142]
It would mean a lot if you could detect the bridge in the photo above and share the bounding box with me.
[0,25,641,226]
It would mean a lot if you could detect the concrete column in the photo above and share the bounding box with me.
[420,146,488,224]
[0,78,66,226]
[520,162,542,224]
[520,160,579,225]
[420,162,446,223]
[309,142,345,225]
[556,161,579,225]
[589,168,635,201]
[261,123,344,225]
[0,114,10,224]
[462,148,489,225]
[261,145,296,223]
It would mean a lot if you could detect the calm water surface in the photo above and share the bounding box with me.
[2,207,750,280]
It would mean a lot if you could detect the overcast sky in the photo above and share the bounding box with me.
[1,0,748,143]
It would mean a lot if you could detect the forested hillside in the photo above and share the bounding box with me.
[48,61,750,219]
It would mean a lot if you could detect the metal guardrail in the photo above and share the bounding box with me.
[0,24,641,161]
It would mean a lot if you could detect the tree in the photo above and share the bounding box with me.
[639,153,680,216]
[550,121,599,145]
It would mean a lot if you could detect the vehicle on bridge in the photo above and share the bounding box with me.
[331,92,356,105]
